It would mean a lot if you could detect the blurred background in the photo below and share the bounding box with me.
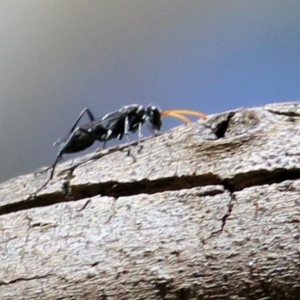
[0,1,299,183]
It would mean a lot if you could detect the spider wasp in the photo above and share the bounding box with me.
[35,104,206,193]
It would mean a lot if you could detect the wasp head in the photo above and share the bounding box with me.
[145,105,162,132]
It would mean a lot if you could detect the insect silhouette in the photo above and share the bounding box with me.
[34,104,207,194]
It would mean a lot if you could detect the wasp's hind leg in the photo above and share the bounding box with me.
[36,108,96,178]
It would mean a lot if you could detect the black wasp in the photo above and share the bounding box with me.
[35,104,207,193]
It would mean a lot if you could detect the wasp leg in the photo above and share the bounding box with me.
[68,108,95,135]
[137,122,144,153]
[120,116,136,161]
[123,116,131,155]
[31,154,63,197]
[53,108,96,146]
[35,108,97,178]
[33,126,108,196]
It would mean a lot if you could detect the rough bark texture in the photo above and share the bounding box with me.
[1,102,300,299]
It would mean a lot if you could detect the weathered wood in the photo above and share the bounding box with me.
[1,102,300,299]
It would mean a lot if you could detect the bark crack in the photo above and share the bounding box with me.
[0,273,54,286]
[265,108,300,119]
[206,180,235,240]
[2,167,300,216]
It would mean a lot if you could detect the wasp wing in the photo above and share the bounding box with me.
[101,104,139,122]
[100,104,141,140]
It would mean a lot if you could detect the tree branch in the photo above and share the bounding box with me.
[1,102,300,299]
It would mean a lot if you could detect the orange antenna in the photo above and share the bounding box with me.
[161,109,207,123]
[161,111,192,123]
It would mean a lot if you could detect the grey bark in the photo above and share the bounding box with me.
[1,102,300,299]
